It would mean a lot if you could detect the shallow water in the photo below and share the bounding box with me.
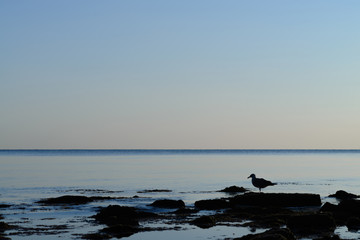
[1,150,360,239]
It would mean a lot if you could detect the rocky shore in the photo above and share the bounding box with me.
[1,187,360,239]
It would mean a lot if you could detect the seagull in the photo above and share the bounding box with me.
[248,174,276,192]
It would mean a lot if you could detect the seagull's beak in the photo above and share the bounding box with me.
[247,175,251,179]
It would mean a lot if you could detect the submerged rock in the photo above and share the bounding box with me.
[0,205,11,209]
[329,190,358,200]
[37,195,93,205]
[173,208,199,215]
[149,199,185,209]
[219,186,248,193]
[101,224,139,238]
[235,228,295,240]
[230,192,321,207]
[81,233,111,240]
[195,199,229,210]
[192,216,216,228]
[137,189,172,193]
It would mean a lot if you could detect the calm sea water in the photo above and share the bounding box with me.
[1,149,360,239]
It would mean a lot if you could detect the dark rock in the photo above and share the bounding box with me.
[287,213,336,235]
[320,202,339,212]
[219,186,248,193]
[93,205,158,226]
[81,233,111,240]
[173,208,199,215]
[235,228,295,240]
[329,190,358,200]
[192,216,216,229]
[338,199,360,213]
[195,199,229,210]
[137,189,172,193]
[101,224,138,238]
[93,205,139,226]
[0,205,11,209]
[320,200,360,225]
[346,217,360,231]
[230,192,321,207]
[0,222,15,232]
[37,195,93,205]
[149,199,185,209]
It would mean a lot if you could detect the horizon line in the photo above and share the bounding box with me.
[1,148,360,151]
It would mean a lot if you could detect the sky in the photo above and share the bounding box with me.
[1,1,360,149]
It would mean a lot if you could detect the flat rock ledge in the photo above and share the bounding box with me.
[230,192,322,207]
[149,199,185,209]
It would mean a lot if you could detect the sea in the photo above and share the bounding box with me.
[1,149,360,239]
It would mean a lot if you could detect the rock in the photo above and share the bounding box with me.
[101,224,139,238]
[230,192,321,207]
[219,186,248,193]
[329,190,358,200]
[149,199,185,209]
[81,233,111,239]
[287,213,336,235]
[173,208,199,215]
[93,205,139,226]
[137,189,172,193]
[320,202,338,212]
[0,205,11,209]
[37,195,93,205]
[338,199,360,213]
[346,217,360,231]
[93,205,157,226]
[235,228,295,240]
[191,216,216,229]
[320,200,360,225]
[0,222,12,232]
[195,199,229,210]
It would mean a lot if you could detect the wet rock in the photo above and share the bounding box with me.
[93,205,157,226]
[93,205,140,226]
[235,228,295,240]
[195,199,229,210]
[320,202,338,212]
[320,201,360,225]
[230,192,321,207]
[346,217,360,231]
[287,213,336,235]
[173,208,199,215]
[37,195,93,205]
[219,186,248,193]
[329,190,358,200]
[101,224,138,238]
[149,199,185,209]
[0,222,14,232]
[192,216,216,229]
[81,233,111,239]
[338,199,360,213]
[137,189,172,193]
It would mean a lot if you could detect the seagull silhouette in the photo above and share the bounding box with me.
[248,174,276,192]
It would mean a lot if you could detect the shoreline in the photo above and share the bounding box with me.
[1,187,359,240]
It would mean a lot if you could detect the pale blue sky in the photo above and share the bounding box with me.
[1,1,360,149]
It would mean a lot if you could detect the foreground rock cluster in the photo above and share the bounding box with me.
[1,187,360,239]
